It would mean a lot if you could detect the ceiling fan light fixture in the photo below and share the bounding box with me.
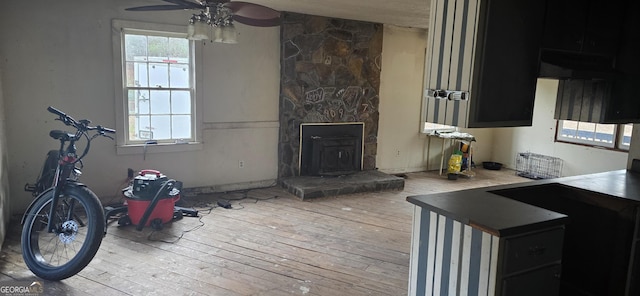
[212,26,224,43]
[221,24,237,44]
[186,23,199,40]
[192,19,210,40]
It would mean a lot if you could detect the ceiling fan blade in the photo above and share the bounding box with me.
[232,14,281,27]
[125,4,191,11]
[225,1,281,23]
[160,0,203,9]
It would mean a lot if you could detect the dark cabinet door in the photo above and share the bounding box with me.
[582,1,624,55]
[542,0,624,56]
[554,79,608,123]
[542,0,588,53]
[467,0,546,127]
[500,264,562,296]
[603,0,640,123]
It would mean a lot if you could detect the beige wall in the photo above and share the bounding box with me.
[492,79,628,176]
[377,25,428,173]
[626,125,640,169]
[0,66,10,247]
[377,25,494,174]
[0,0,280,213]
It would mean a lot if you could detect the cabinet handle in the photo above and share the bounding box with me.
[426,89,469,101]
[447,91,468,101]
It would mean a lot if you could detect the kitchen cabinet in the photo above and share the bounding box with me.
[542,0,624,57]
[554,79,610,123]
[422,0,545,128]
[552,0,640,124]
[493,183,640,296]
[409,168,640,296]
[407,192,567,295]
[602,1,640,123]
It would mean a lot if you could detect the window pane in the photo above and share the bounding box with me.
[148,63,169,88]
[150,115,171,140]
[124,34,147,61]
[147,36,169,58]
[169,63,189,88]
[125,62,149,87]
[559,120,578,138]
[168,37,189,59]
[130,115,152,140]
[594,124,614,143]
[621,124,633,147]
[128,89,150,115]
[576,122,596,141]
[150,90,170,114]
[138,91,150,115]
[171,91,191,114]
[172,115,191,139]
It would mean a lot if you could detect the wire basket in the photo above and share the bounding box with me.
[516,152,563,180]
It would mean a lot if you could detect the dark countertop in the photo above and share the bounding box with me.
[554,169,640,202]
[406,169,640,237]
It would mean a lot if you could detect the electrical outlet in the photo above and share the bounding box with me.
[239,160,244,168]
[396,150,401,157]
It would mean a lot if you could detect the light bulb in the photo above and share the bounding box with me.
[192,20,209,40]
[221,24,237,44]
[212,26,224,43]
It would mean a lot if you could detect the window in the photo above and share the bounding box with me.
[113,20,201,153]
[556,120,632,150]
[422,122,457,134]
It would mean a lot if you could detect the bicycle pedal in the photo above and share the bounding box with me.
[24,183,36,192]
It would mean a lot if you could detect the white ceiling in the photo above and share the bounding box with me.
[249,0,431,29]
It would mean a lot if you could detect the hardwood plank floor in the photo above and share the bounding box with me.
[0,168,531,295]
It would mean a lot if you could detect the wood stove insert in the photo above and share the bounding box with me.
[300,123,364,176]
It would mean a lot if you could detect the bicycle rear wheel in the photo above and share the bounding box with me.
[21,186,105,280]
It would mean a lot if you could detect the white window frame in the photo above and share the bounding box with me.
[112,20,202,155]
[618,123,633,151]
[556,120,631,151]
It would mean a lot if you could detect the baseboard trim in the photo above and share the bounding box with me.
[182,179,278,195]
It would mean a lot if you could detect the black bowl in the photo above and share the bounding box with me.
[482,161,503,170]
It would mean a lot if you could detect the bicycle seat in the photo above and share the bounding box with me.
[50,130,76,141]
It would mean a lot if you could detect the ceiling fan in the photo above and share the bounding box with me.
[126,0,281,43]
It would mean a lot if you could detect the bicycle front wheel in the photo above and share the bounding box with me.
[21,186,105,280]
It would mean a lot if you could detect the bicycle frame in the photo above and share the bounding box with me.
[46,135,79,233]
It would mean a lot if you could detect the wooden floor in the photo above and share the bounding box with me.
[0,169,531,295]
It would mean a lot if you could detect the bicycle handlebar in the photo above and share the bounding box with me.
[48,106,115,134]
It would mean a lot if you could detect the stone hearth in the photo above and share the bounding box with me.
[280,170,404,200]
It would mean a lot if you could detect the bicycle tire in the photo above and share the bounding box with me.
[21,185,105,280]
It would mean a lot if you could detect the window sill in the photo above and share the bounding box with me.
[116,142,203,156]
[555,139,628,152]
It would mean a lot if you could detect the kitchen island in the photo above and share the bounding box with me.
[407,169,640,296]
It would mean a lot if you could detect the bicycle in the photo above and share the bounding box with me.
[22,106,115,280]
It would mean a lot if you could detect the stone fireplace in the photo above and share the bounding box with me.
[278,12,382,178]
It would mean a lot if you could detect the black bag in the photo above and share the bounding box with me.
[131,170,169,200]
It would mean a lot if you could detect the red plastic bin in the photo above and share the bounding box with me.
[125,195,179,226]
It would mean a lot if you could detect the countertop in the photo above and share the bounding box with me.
[406,169,640,237]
